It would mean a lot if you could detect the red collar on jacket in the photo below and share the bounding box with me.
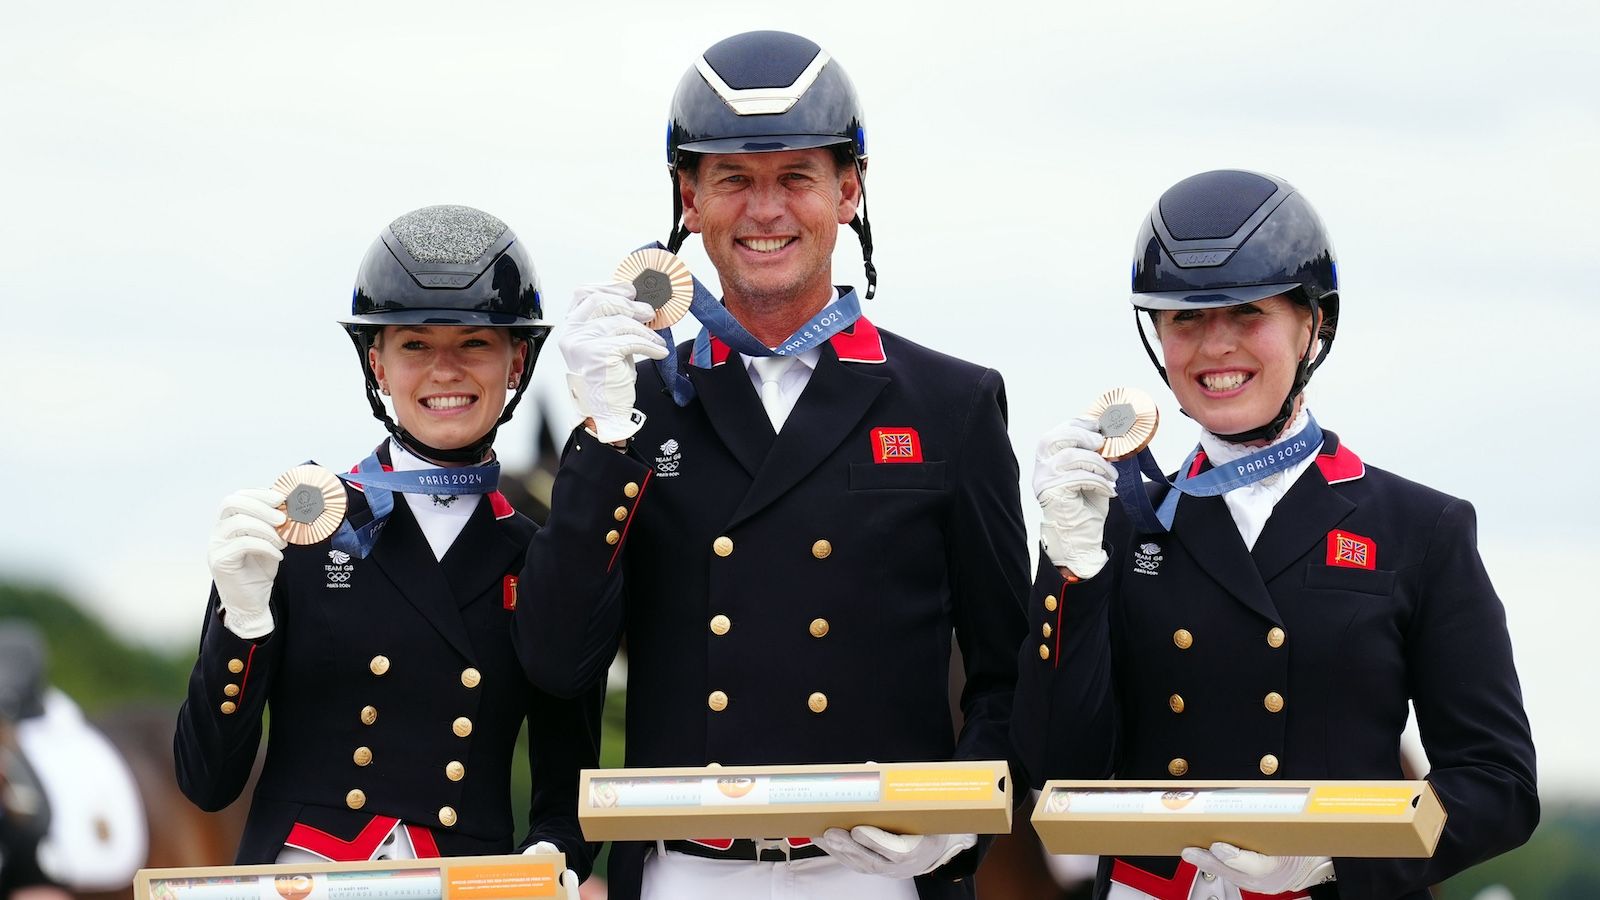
[694,316,887,367]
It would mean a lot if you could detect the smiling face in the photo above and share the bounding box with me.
[679,148,860,312]
[1154,295,1316,437]
[369,325,526,456]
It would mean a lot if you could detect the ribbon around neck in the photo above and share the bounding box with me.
[640,243,862,406]
[329,453,500,559]
[1113,415,1324,533]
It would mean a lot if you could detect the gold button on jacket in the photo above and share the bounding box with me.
[369,655,390,676]
[811,540,832,559]
[1264,692,1285,713]
[219,701,237,715]
[1041,622,1052,639]
[623,481,640,498]
[808,692,828,713]
[1038,644,1050,660]
[461,668,482,689]
[713,536,734,557]
[708,690,728,712]
[809,618,830,638]
[1044,594,1058,612]
[360,705,378,726]
[605,529,620,545]
[709,614,731,636]
[446,761,465,782]
[452,717,473,738]
[438,806,457,827]
[346,789,366,810]
[1260,754,1280,775]
[1267,627,1286,648]
[1168,694,1185,714]
[227,658,244,674]
[223,683,240,697]
[1172,628,1194,650]
[353,746,372,767]
[613,506,628,522]
[1168,758,1189,777]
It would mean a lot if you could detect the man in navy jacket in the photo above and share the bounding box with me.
[515,30,1029,900]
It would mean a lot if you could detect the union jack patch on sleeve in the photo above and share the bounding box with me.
[871,427,923,464]
[1325,529,1376,570]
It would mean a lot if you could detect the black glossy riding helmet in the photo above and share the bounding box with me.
[340,205,551,463]
[1130,170,1339,443]
[665,31,878,297]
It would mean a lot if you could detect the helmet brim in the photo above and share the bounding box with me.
[339,309,550,329]
[676,134,854,156]
[1131,282,1302,311]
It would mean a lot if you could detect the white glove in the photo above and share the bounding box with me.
[558,282,670,444]
[522,841,579,900]
[1033,417,1119,579]
[816,826,975,879]
[207,488,287,640]
[1181,842,1335,893]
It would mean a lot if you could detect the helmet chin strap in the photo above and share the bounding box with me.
[667,172,691,254]
[845,157,877,299]
[352,330,536,465]
[1135,301,1335,445]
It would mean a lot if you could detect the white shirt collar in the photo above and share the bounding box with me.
[1197,405,1315,465]
[387,439,481,559]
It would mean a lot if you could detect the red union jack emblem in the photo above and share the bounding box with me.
[871,427,923,463]
[1325,529,1376,570]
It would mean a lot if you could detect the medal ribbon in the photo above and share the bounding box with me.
[1113,415,1324,533]
[329,454,500,558]
[642,243,862,406]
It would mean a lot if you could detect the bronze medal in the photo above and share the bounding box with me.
[271,464,348,545]
[1085,387,1160,460]
[614,248,694,330]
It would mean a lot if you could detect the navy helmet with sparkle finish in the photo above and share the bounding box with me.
[1130,170,1339,443]
[341,205,551,462]
[664,31,877,297]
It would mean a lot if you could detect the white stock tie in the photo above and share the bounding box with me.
[751,355,796,431]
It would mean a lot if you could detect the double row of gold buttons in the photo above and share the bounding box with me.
[345,657,482,827]
[1166,626,1288,778]
[707,536,834,715]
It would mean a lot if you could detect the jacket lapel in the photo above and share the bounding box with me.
[365,494,475,660]
[1170,487,1284,625]
[440,499,521,610]
[1250,440,1357,584]
[687,350,774,479]
[726,344,889,530]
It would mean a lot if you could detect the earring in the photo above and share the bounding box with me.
[380,385,390,396]
[508,378,518,389]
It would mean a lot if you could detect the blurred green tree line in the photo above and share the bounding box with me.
[1,579,1594,895]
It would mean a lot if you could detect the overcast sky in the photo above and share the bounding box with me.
[2,1,1596,796]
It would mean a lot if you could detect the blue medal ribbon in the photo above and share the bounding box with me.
[329,454,500,559]
[1114,415,1324,533]
[639,243,863,406]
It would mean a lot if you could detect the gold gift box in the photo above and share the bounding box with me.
[135,852,565,900]
[1031,780,1445,858]
[579,760,1013,842]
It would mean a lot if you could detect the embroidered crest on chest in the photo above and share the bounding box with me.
[324,549,355,588]
[655,438,683,477]
[1132,542,1164,576]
